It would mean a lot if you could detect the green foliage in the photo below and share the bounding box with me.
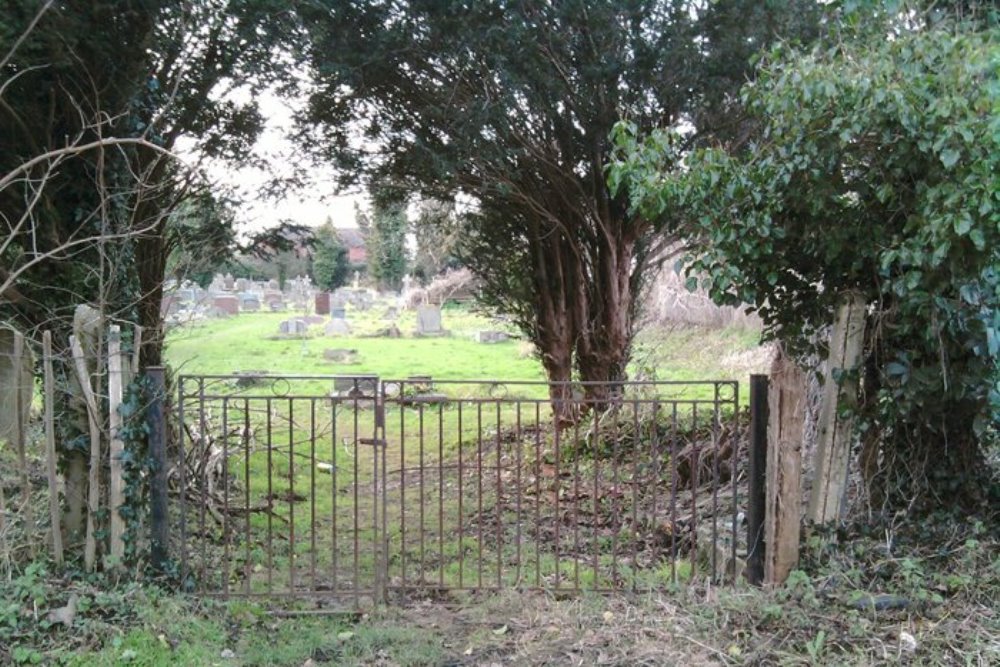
[411,200,462,283]
[311,218,350,290]
[300,0,823,386]
[164,193,240,287]
[117,377,154,568]
[612,15,1000,505]
[359,194,409,291]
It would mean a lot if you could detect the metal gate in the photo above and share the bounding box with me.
[175,374,742,605]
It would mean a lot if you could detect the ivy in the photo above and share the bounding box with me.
[116,376,155,567]
[611,14,1000,507]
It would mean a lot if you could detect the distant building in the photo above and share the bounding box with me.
[337,228,367,264]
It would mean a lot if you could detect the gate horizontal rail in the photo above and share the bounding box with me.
[174,375,743,605]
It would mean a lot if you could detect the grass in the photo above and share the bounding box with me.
[3,307,998,665]
[166,304,546,382]
[165,304,760,600]
[11,516,998,666]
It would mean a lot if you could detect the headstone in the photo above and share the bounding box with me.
[352,270,360,289]
[315,292,331,316]
[415,304,444,335]
[267,279,280,290]
[235,278,249,292]
[382,306,399,320]
[322,348,359,364]
[213,294,239,316]
[325,319,352,337]
[304,315,325,326]
[160,295,182,316]
[333,375,377,397]
[374,323,402,338]
[268,301,287,312]
[223,273,235,290]
[279,319,308,336]
[474,330,509,344]
[330,306,347,320]
[240,293,261,312]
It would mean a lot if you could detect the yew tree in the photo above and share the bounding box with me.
[612,18,999,508]
[299,0,821,414]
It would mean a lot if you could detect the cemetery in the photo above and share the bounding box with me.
[0,3,996,666]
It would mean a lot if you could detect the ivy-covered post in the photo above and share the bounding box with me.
[146,366,169,572]
[747,375,769,585]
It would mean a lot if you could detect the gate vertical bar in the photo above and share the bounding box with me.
[747,375,769,586]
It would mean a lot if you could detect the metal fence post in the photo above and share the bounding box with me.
[147,366,170,573]
[746,374,769,585]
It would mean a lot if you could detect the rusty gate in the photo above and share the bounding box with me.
[175,374,743,605]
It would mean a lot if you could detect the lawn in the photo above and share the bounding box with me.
[163,305,762,603]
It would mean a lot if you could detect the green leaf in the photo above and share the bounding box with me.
[940,148,960,169]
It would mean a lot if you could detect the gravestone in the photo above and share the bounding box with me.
[304,315,325,326]
[240,293,261,312]
[315,292,331,316]
[330,305,347,320]
[373,323,402,338]
[267,279,280,290]
[213,294,239,316]
[325,319,352,337]
[333,375,378,397]
[382,306,399,320]
[235,278,248,292]
[268,300,287,312]
[279,319,308,336]
[474,330,509,344]
[160,295,182,316]
[415,304,445,336]
[223,273,235,290]
[322,348,359,364]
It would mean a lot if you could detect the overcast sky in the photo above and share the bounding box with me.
[185,88,364,233]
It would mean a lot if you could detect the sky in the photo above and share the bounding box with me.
[183,88,365,233]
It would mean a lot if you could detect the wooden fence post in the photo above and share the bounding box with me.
[147,367,169,572]
[746,375,768,585]
[13,331,36,557]
[808,292,867,525]
[70,335,102,572]
[43,332,64,565]
[765,347,807,584]
[108,325,125,564]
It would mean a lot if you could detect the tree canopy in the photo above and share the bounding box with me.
[312,219,350,291]
[611,15,1000,507]
[300,0,822,412]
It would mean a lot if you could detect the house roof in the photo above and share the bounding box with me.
[337,227,366,249]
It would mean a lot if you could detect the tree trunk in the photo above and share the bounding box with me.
[527,216,580,426]
[575,213,638,400]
